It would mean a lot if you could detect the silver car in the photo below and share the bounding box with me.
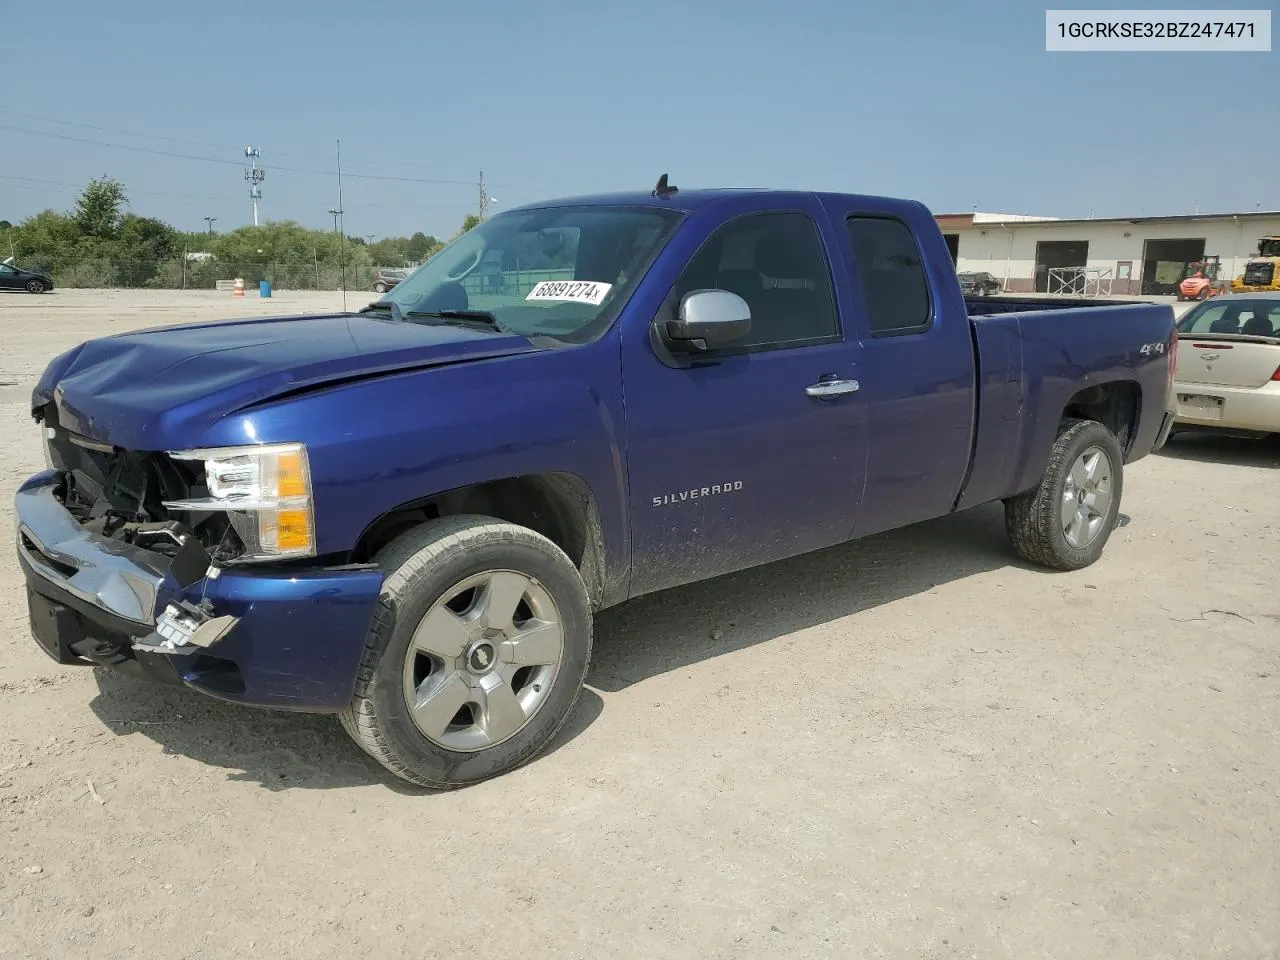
[1172,293,1280,437]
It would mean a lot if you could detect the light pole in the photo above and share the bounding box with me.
[203,216,217,235]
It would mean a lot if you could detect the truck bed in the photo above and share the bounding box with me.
[955,297,1176,513]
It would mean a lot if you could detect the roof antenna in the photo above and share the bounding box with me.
[652,173,678,198]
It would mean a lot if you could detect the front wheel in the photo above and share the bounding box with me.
[373,281,387,293]
[339,515,592,789]
[1004,418,1124,570]
[26,280,46,294]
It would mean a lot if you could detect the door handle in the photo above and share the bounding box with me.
[805,378,860,398]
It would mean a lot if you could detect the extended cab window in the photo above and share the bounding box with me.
[674,212,839,351]
[383,205,683,344]
[846,217,932,337]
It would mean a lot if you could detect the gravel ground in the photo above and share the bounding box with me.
[0,289,1277,960]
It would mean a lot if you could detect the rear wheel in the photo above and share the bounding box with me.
[26,279,45,294]
[339,515,592,789]
[1004,419,1123,571]
[1198,286,1210,300]
[373,281,387,293]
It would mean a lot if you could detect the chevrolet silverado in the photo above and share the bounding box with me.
[17,178,1178,788]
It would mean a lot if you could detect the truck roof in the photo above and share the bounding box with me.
[506,187,925,215]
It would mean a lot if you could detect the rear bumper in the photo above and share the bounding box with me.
[15,471,385,712]
[1173,380,1280,434]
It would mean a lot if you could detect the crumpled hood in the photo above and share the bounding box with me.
[33,312,541,450]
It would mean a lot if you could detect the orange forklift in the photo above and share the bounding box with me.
[1177,255,1226,301]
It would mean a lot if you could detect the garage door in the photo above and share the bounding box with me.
[1142,238,1206,295]
[1034,240,1089,293]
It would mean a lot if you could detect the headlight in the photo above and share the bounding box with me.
[164,442,315,562]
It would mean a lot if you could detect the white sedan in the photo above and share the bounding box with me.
[1172,293,1280,437]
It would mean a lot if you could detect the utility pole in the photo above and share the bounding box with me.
[478,169,492,220]
[203,216,217,235]
[244,146,265,227]
[334,139,347,310]
[328,208,343,232]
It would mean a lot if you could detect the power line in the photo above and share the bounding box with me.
[0,122,489,186]
[0,122,244,166]
[0,108,234,151]
[0,173,239,203]
[0,107,411,167]
[0,173,475,209]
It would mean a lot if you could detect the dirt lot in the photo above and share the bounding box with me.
[1,289,1277,960]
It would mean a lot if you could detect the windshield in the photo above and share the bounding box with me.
[1258,239,1280,258]
[380,204,684,343]
[1177,298,1280,336]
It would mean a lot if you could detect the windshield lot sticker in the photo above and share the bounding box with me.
[525,280,612,305]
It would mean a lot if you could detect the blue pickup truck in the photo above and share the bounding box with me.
[17,179,1177,788]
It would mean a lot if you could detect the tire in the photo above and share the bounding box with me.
[1004,418,1124,571]
[339,515,592,789]
[26,280,45,294]
[373,282,387,293]
[1198,287,1210,300]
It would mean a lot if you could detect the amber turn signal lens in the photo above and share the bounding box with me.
[273,509,313,552]
[276,450,309,499]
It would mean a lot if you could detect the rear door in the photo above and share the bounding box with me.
[1176,299,1280,388]
[818,197,978,537]
[621,197,868,597]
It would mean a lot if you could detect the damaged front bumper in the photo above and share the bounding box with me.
[138,599,240,655]
[15,471,385,712]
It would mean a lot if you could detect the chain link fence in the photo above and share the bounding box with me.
[28,258,383,292]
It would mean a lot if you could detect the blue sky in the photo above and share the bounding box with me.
[2,0,1274,239]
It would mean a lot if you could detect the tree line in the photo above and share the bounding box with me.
[0,177,459,290]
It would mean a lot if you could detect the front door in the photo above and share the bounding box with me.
[0,264,21,290]
[621,203,867,598]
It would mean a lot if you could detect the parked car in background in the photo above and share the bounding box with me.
[17,181,1176,789]
[1171,293,1280,438]
[0,259,53,294]
[957,270,1001,296]
[373,267,409,293]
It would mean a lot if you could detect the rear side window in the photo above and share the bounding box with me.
[845,217,932,337]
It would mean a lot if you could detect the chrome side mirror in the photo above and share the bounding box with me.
[661,289,752,353]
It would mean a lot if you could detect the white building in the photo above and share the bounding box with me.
[936,209,1280,296]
